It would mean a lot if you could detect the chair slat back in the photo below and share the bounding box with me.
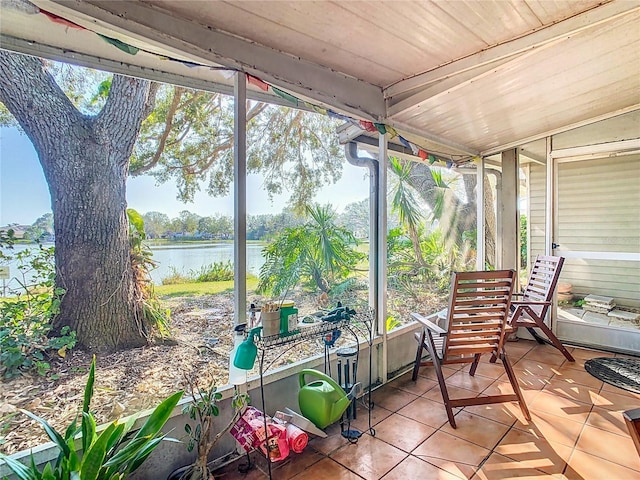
[443,270,515,363]
[522,255,565,316]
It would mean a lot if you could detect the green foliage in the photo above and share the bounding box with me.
[0,230,75,379]
[160,261,235,285]
[520,214,528,268]
[0,356,183,479]
[386,316,402,332]
[190,261,234,283]
[258,205,364,295]
[127,209,171,337]
[132,86,342,212]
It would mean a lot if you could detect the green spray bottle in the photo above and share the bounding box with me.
[233,327,261,370]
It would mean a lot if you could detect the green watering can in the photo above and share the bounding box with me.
[298,369,359,429]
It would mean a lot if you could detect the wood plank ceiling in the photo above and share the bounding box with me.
[3,0,640,159]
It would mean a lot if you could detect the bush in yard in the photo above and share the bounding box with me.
[0,230,75,378]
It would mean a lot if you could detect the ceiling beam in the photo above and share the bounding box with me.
[39,0,385,120]
[387,56,516,118]
[0,35,317,111]
[481,104,640,157]
[385,1,639,102]
[386,120,479,157]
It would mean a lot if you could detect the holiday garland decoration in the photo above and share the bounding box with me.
[37,7,462,167]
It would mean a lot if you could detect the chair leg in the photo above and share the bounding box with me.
[423,332,456,428]
[529,321,575,362]
[527,327,546,344]
[469,354,481,376]
[412,330,426,381]
[500,349,531,421]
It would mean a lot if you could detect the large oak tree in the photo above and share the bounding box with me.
[0,51,342,352]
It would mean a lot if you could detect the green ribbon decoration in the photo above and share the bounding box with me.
[98,34,139,55]
[272,87,299,106]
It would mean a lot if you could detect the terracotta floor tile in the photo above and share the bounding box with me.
[310,424,351,455]
[564,449,640,480]
[444,370,497,393]
[439,410,512,450]
[388,371,438,396]
[574,424,640,471]
[554,356,588,372]
[373,413,436,452]
[349,402,393,434]
[290,457,364,479]
[542,378,601,405]
[549,367,604,390]
[397,396,452,429]
[513,410,584,448]
[512,359,560,379]
[463,402,522,427]
[569,347,614,361]
[522,346,570,368]
[412,430,490,479]
[269,449,325,480]
[416,365,460,382]
[494,428,572,475]
[330,434,407,480]
[529,390,592,424]
[472,452,557,479]
[584,406,629,436]
[422,384,478,404]
[592,387,640,411]
[503,340,536,359]
[600,381,640,399]
[461,359,509,380]
[498,370,551,390]
[381,454,460,480]
[371,386,418,412]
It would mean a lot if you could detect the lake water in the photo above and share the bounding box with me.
[148,243,266,284]
[2,242,266,290]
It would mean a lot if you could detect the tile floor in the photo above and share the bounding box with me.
[214,340,640,479]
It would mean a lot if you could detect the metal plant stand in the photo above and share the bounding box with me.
[253,308,375,479]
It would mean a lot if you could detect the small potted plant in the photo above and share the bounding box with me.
[168,374,249,480]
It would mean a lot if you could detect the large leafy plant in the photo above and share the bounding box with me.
[0,356,183,479]
[257,205,363,295]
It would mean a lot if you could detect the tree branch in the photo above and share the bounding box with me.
[132,87,184,175]
[0,51,80,159]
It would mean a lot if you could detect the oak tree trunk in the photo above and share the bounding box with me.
[0,51,156,352]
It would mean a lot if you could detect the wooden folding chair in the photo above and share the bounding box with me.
[411,270,531,429]
[509,255,574,362]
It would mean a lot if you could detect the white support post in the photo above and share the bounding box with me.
[500,149,519,272]
[234,73,247,326]
[377,132,388,383]
[476,157,485,270]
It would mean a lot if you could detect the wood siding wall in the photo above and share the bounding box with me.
[529,154,640,308]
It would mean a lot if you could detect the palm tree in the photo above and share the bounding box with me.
[258,205,363,295]
[388,157,426,268]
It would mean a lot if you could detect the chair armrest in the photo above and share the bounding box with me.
[511,300,551,306]
[411,312,447,336]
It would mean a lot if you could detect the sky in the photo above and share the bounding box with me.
[0,127,370,226]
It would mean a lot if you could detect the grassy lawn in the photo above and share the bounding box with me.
[155,276,259,298]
